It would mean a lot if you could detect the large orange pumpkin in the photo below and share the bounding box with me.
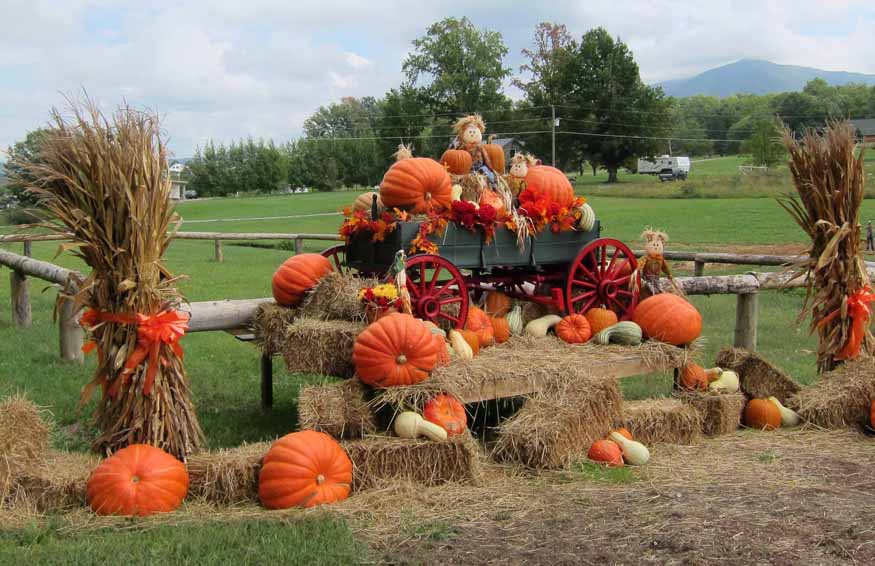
[272,254,333,307]
[478,189,504,213]
[258,430,352,509]
[519,165,574,208]
[556,314,592,344]
[440,149,473,175]
[465,306,494,347]
[86,444,188,517]
[483,142,506,175]
[484,291,511,317]
[353,313,439,387]
[491,317,510,344]
[353,191,383,214]
[380,157,452,213]
[679,363,708,391]
[423,394,467,436]
[744,399,782,431]
[633,294,702,346]
[584,308,618,336]
[587,439,623,466]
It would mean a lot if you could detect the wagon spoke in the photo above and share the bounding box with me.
[605,246,621,274]
[439,296,463,305]
[570,290,596,305]
[599,245,607,274]
[617,289,634,298]
[574,259,598,283]
[438,312,461,325]
[427,265,443,291]
[612,274,632,286]
[571,279,596,289]
[606,295,625,312]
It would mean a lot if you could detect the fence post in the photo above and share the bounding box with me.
[214,239,224,262]
[10,270,32,328]
[294,238,303,255]
[58,296,84,364]
[734,292,759,351]
[694,260,705,277]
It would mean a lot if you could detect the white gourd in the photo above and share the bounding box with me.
[768,396,801,427]
[708,370,740,393]
[506,304,524,335]
[594,321,643,345]
[609,432,650,465]
[448,330,473,360]
[394,411,448,442]
[451,184,463,201]
[524,314,563,337]
[577,203,596,231]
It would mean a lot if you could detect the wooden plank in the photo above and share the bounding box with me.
[0,248,82,288]
[182,298,274,332]
[454,353,678,404]
[10,270,32,327]
[214,239,224,262]
[734,292,759,351]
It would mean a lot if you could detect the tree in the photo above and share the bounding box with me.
[742,117,783,167]
[5,128,52,207]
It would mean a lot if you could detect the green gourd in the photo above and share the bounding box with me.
[594,321,643,346]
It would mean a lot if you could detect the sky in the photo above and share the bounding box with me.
[1,0,874,158]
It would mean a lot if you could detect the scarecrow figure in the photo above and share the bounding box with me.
[638,228,678,298]
[451,114,496,187]
[505,153,535,198]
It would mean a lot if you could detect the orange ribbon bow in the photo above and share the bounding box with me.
[817,286,875,361]
[81,309,189,397]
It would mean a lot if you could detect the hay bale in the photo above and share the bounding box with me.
[187,441,271,504]
[298,379,378,439]
[13,450,98,512]
[790,357,875,428]
[677,391,746,436]
[623,398,703,445]
[715,347,802,404]
[281,318,365,377]
[0,395,52,500]
[344,435,482,490]
[492,377,624,469]
[251,303,298,356]
[298,272,378,322]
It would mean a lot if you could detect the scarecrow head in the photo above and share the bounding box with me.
[509,153,536,178]
[642,228,668,258]
[453,114,486,145]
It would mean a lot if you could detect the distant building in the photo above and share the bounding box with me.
[169,178,188,200]
[488,138,527,163]
[850,119,875,145]
[169,161,186,174]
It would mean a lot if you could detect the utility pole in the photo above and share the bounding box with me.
[551,104,557,167]
[668,139,672,156]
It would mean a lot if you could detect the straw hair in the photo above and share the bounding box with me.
[676,391,746,436]
[790,356,875,428]
[0,395,52,500]
[715,347,802,404]
[281,318,364,378]
[298,379,378,439]
[623,398,703,446]
[251,303,298,356]
[11,96,202,457]
[452,114,486,136]
[187,441,271,504]
[779,121,869,373]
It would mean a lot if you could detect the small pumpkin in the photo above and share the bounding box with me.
[459,329,481,356]
[352,313,439,388]
[259,430,352,509]
[478,189,505,213]
[448,329,474,360]
[679,363,709,391]
[272,254,333,307]
[423,394,467,436]
[744,398,782,431]
[86,444,188,517]
[524,314,563,337]
[633,294,702,346]
[379,157,453,213]
[484,291,512,317]
[584,308,618,336]
[587,439,623,466]
[593,321,643,346]
[483,138,506,174]
[519,165,574,208]
[465,306,494,347]
[555,314,592,344]
[506,304,524,335]
[491,317,511,344]
[353,191,383,214]
[440,149,473,175]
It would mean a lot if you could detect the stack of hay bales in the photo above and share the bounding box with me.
[790,357,875,428]
[187,441,272,504]
[0,396,52,501]
[715,347,801,403]
[676,391,747,436]
[251,303,298,356]
[623,398,703,445]
[281,318,365,377]
[297,379,378,439]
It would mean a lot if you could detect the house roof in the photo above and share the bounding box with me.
[850,119,875,136]
[490,138,525,148]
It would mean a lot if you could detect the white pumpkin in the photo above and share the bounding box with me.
[577,203,596,232]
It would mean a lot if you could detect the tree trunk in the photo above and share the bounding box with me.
[591,164,597,176]
[607,167,619,183]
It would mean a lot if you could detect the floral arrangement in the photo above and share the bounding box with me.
[409,210,448,255]
[339,207,408,243]
[357,283,403,311]
[449,201,501,243]
[518,196,586,235]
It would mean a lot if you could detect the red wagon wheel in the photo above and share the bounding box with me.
[405,254,469,330]
[320,244,349,274]
[566,238,640,320]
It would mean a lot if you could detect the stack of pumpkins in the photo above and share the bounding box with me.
[587,428,651,467]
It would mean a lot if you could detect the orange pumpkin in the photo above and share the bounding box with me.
[484,291,512,317]
[587,439,623,466]
[584,308,618,336]
[352,313,439,388]
[353,191,382,214]
[491,317,511,344]
[679,363,708,391]
[613,428,633,441]
[380,157,452,213]
[434,334,451,366]
[459,329,480,356]
[483,142,506,175]
[744,399,782,431]
[440,149,473,175]
[258,430,352,509]
[634,294,702,346]
[86,444,188,517]
[478,189,504,213]
[465,307,494,347]
[423,394,467,436]
[272,254,333,307]
[519,165,574,208]
[555,314,592,344]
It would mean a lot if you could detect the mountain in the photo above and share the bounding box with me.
[656,59,875,98]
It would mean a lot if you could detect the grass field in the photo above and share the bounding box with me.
[1,164,873,563]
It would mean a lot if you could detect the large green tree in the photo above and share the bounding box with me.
[5,128,51,207]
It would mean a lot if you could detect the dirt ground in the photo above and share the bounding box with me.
[336,428,875,565]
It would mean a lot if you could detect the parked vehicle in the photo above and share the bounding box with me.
[637,155,690,181]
